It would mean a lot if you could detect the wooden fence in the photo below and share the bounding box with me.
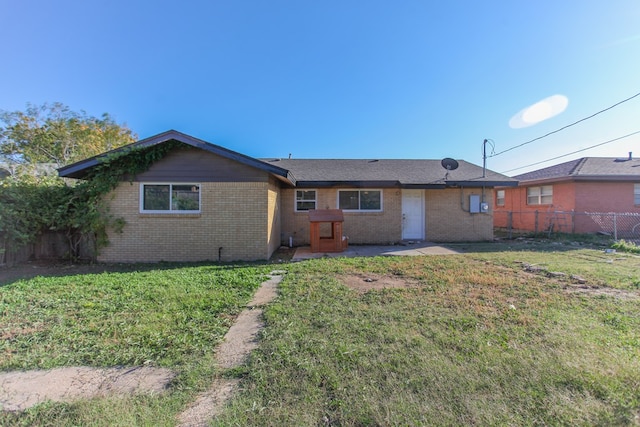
[1,231,96,267]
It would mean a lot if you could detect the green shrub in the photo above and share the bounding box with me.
[0,142,181,262]
[611,239,640,254]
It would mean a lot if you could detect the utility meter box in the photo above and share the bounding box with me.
[480,202,489,212]
[469,195,481,213]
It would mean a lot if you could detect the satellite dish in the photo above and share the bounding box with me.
[441,158,459,171]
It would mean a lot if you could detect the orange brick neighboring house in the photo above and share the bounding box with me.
[59,130,517,262]
[494,156,640,234]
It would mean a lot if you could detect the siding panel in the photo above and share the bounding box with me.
[134,147,269,182]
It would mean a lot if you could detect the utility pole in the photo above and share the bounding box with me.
[482,139,487,178]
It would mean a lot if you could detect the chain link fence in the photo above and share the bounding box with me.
[494,210,640,242]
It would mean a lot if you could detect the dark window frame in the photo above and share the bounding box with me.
[140,183,201,213]
[337,189,383,212]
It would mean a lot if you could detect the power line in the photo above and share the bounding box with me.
[499,129,640,174]
[490,90,640,158]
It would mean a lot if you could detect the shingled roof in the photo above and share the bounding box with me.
[58,130,517,188]
[264,158,516,188]
[514,156,640,183]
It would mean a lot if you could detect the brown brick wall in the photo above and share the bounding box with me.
[267,177,281,257]
[344,191,402,244]
[99,182,271,262]
[281,188,402,245]
[281,187,494,244]
[494,182,576,231]
[574,181,640,233]
[574,181,640,213]
[425,188,493,241]
[494,181,640,233]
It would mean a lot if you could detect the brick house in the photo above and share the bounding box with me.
[493,155,640,234]
[59,130,517,262]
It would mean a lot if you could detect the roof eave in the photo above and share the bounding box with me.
[513,174,640,186]
[572,175,640,182]
[295,180,400,188]
[294,180,517,188]
[58,130,292,181]
[444,180,519,188]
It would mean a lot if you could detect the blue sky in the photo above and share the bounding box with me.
[1,0,639,175]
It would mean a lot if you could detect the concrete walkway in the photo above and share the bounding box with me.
[292,241,461,260]
[177,271,284,427]
[0,366,174,412]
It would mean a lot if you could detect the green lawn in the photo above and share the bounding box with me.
[217,246,640,426]
[0,263,270,426]
[1,242,639,426]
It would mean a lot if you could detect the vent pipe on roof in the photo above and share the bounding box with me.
[629,152,633,160]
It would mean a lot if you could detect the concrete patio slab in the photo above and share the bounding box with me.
[292,241,461,260]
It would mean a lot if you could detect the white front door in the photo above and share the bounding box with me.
[402,189,425,240]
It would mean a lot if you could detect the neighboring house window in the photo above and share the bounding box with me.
[635,183,640,205]
[496,190,505,207]
[526,185,553,205]
[338,189,382,211]
[295,190,317,211]
[140,184,200,213]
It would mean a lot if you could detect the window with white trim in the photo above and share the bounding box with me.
[496,189,505,207]
[337,189,382,211]
[140,183,201,213]
[526,185,552,205]
[295,190,317,211]
[634,183,640,205]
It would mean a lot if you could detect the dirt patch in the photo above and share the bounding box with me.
[515,261,640,300]
[269,246,297,263]
[562,285,640,300]
[0,366,174,412]
[340,273,420,293]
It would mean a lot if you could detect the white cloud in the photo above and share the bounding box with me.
[509,95,569,129]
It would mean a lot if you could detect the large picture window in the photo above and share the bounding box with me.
[141,183,200,213]
[338,189,382,211]
[295,190,317,211]
[526,185,552,205]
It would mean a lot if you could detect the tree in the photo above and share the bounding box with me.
[0,102,137,171]
[0,103,138,263]
[0,135,176,263]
